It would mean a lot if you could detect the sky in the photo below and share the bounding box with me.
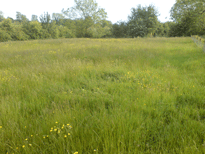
[0,0,176,23]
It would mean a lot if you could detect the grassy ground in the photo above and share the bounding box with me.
[0,37,205,154]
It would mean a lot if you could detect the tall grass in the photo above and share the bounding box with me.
[0,37,205,154]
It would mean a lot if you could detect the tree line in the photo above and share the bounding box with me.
[0,0,204,42]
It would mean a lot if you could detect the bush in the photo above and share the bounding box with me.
[0,28,12,42]
[11,25,29,41]
[40,29,51,39]
[24,21,43,39]
[58,25,75,38]
[0,19,28,41]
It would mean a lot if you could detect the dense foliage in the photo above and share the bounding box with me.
[0,0,205,42]
[170,0,205,36]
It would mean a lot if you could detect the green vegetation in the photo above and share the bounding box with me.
[1,0,205,42]
[170,0,205,36]
[0,37,205,153]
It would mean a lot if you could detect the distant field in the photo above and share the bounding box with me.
[0,38,205,154]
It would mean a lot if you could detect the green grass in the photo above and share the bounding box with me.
[0,37,205,154]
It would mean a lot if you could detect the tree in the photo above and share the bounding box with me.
[23,21,43,39]
[128,5,159,37]
[16,12,28,23]
[39,12,59,39]
[58,25,75,38]
[0,11,4,22]
[62,0,109,38]
[112,21,129,38]
[39,12,51,29]
[52,13,65,24]
[61,19,76,36]
[31,15,38,21]
[62,0,107,23]
[0,18,28,41]
[170,0,205,36]
[0,28,12,42]
[87,20,112,38]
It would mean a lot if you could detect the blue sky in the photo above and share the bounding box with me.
[0,0,176,23]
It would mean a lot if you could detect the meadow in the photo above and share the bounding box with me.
[0,37,205,154]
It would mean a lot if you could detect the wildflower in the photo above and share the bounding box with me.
[50,130,53,132]
[94,149,97,151]
[22,145,25,148]
[43,136,45,139]
[64,135,67,138]
[47,135,49,137]
[67,124,70,126]
[58,130,61,134]
[31,135,33,137]
[29,144,32,146]
[54,129,57,131]
[25,138,28,141]
[51,127,53,130]
[68,133,70,135]
[0,126,2,128]
[74,152,78,154]
[16,147,18,150]
[25,126,26,128]
[55,122,58,124]
[62,126,64,129]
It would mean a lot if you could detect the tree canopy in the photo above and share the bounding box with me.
[128,5,159,37]
[0,11,4,22]
[62,0,107,23]
[170,0,205,36]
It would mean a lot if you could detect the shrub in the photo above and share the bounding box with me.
[0,28,12,42]
[24,21,43,39]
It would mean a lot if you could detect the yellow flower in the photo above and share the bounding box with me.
[58,130,61,133]
[50,130,53,132]
[43,136,45,139]
[51,127,53,130]
[68,133,70,135]
[22,145,25,148]
[55,122,58,124]
[29,144,32,146]
[64,135,67,138]
[31,135,33,137]
[16,147,18,150]
[74,152,78,154]
[47,135,49,137]
[25,138,28,141]
[54,129,57,131]
[67,124,70,126]
[0,126,2,128]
